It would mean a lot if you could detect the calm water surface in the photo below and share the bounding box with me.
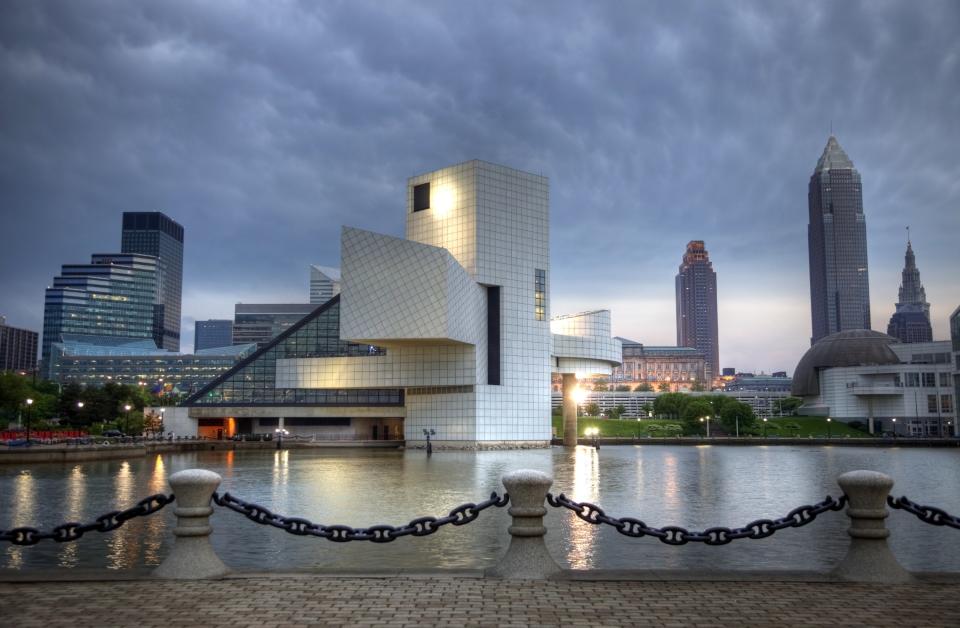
[2,445,959,573]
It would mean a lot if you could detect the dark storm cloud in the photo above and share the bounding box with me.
[1,0,958,370]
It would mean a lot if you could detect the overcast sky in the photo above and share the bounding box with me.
[1,0,958,374]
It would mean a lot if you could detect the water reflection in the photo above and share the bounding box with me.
[57,466,86,567]
[2,446,960,573]
[566,445,600,569]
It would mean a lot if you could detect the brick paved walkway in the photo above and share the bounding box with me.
[1,576,959,627]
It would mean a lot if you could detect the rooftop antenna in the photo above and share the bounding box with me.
[906,225,911,245]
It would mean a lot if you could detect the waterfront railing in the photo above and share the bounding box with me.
[2,467,958,581]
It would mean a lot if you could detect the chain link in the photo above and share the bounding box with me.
[545,493,847,545]
[887,495,960,530]
[211,491,508,542]
[0,494,175,546]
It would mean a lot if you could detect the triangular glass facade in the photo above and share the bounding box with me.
[184,296,402,407]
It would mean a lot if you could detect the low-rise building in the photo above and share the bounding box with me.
[611,338,706,389]
[49,335,256,396]
[793,330,955,436]
[551,389,790,419]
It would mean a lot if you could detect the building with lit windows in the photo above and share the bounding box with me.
[48,336,256,395]
[610,338,706,389]
[183,160,621,446]
[42,253,159,378]
[793,330,955,436]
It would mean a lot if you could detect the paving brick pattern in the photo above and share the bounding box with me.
[1,576,958,627]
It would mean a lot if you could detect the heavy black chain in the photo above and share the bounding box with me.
[211,491,509,542]
[546,493,847,545]
[887,495,960,529]
[0,494,175,546]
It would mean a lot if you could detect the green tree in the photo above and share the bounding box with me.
[614,385,631,392]
[585,402,600,417]
[653,393,689,420]
[719,401,757,434]
[634,382,653,392]
[608,404,626,420]
[592,382,609,391]
[639,402,653,418]
[656,381,672,392]
[682,399,714,433]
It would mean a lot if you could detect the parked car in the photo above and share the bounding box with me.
[102,429,125,438]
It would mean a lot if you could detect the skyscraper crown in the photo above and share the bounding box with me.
[815,135,855,172]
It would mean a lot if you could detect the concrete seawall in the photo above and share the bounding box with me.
[552,436,960,447]
[0,439,404,464]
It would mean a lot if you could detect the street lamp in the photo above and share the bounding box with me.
[699,416,711,438]
[422,428,436,454]
[24,398,34,444]
[762,417,768,438]
[275,427,289,450]
[585,426,600,450]
[159,408,166,437]
[826,417,832,439]
[124,404,132,436]
[891,418,897,439]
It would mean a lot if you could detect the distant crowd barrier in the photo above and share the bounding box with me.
[2,467,958,581]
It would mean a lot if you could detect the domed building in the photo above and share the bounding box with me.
[793,330,955,436]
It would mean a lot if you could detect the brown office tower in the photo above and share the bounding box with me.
[675,240,719,384]
[807,135,871,344]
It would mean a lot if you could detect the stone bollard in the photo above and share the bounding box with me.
[486,469,562,580]
[832,470,913,583]
[153,469,229,579]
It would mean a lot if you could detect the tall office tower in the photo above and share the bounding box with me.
[0,316,39,372]
[194,319,234,352]
[121,212,184,351]
[887,236,933,343]
[309,265,341,304]
[42,254,159,377]
[807,135,871,344]
[675,240,719,383]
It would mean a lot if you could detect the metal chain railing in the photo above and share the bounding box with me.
[546,493,848,545]
[211,491,509,542]
[0,494,175,546]
[887,495,960,529]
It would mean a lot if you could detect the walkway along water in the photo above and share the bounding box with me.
[2,467,959,583]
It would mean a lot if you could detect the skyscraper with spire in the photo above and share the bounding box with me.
[887,232,933,343]
[807,135,871,344]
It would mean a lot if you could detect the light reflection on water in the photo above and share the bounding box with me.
[1,445,959,573]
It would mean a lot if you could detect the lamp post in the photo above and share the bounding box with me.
[159,408,166,437]
[275,427,288,450]
[124,404,132,437]
[891,417,897,439]
[24,398,34,444]
[423,428,436,455]
[762,417,768,438]
[826,417,832,439]
[585,427,599,450]
[699,416,711,438]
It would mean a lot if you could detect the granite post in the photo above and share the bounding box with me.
[487,469,562,579]
[153,468,229,579]
[832,470,913,583]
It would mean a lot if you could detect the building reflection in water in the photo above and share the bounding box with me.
[57,465,87,567]
[272,450,290,509]
[566,445,600,569]
[105,461,140,570]
[4,470,35,569]
[141,455,169,566]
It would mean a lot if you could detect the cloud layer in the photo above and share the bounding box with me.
[2,0,958,373]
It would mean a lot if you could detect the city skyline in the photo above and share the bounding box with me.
[1,2,958,374]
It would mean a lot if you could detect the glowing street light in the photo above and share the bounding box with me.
[699,416,711,438]
[584,426,600,450]
[24,398,34,444]
[275,427,289,450]
[826,417,832,439]
[762,417,768,438]
[891,417,897,439]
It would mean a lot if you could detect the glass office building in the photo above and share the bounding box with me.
[42,253,159,378]
[233,303,316,348]
[49,335,256,395]
[121,212,184,351]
